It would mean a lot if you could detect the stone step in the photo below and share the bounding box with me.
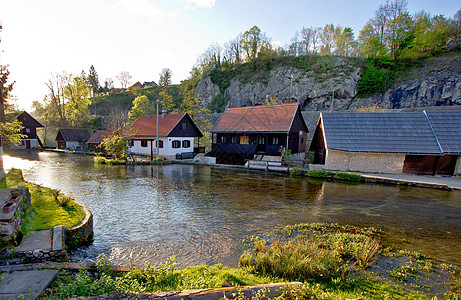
[16,226,68,262]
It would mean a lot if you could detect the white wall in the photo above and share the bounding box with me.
[65,141,83,151]
[129,137,195,159]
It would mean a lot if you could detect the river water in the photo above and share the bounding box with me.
[3,151,461,268]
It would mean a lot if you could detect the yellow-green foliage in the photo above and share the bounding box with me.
[1,168,85,235]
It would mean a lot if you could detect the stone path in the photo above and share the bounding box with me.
[358,173,461,190]
[0,269,58,300]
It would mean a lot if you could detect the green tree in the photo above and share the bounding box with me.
[385,12,414,58]
[158,89,175,113]
[158,68,172,87]
[358,22,386,57]
[87,65,100,95]
[319,24,336,55]
[127,95,152,125]
[0,65,15,123]
[241,26,271,62]
[64,76,92,127]
[101,134,127,160]
[0,120,26,146]
[179,90,212,150]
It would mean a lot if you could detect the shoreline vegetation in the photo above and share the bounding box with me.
[40,223,460,299]
[0,168,85,243]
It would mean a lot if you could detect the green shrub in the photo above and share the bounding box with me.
[305,169,333,179]
[334,172,364,183]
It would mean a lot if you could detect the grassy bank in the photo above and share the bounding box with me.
[0,168,85,236]
[40,223,460,299]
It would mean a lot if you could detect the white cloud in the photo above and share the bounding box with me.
[180,0,216,9]
[112,0,176,22]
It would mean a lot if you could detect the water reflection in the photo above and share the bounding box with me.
[3,150,461,268]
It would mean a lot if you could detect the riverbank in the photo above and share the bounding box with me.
[32,223,461,299]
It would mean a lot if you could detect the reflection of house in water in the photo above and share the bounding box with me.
[310,111,461,176]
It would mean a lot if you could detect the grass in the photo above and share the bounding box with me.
[39,223,460,299]
[0,168,85,236]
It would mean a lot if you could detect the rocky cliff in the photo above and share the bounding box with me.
[195,51,461,112]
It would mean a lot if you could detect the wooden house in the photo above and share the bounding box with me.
[55,129,91,151]
[209,103,308,165]
[87,130,111,152]
[309,111,461,175]
[128,113,203,160]
[10,111,43,149]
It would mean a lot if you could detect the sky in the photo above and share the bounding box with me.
[1,0,460,111]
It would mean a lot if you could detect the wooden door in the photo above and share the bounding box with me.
[26,140,31,149]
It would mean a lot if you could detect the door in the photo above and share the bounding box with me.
[298,131,307,153]
[26,140,31,149]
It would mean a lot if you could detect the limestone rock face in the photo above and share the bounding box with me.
[224,64,361,110]
[194,52,461,112]
[194,76,221,109]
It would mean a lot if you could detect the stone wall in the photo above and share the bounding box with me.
[325,150,405,174]
[65,200,93,249]
[0,186,31,244]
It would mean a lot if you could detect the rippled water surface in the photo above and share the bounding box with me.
[3,151,461,267]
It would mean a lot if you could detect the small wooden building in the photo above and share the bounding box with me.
[309,111,461,175]
[10,111,43,149]
[55,129,91,151]
[87,130,111,152]
[209,103,308,165]
[128,113,203,160]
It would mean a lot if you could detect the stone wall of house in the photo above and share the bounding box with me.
[325,150,405,174]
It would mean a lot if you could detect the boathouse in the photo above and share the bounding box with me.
[309,111,461,175]
[209,103,308,165]
[87,130,111,152]
[55,129,91,151]
[128,113,203,160]
[10,111,43,149]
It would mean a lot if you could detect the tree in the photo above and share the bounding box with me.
[223,33,243,65]
[104,78,114,93]
[385,12,413,58]
[358,22,386,57]
[158,68,172,87]
[158,89,175,113]
[101,134,127,160]
[127,95,152,125]
[64,76,92,127]
[87,65,100,95]
[0,120,26,146]
[335,27,357,57]
[116,71,132,89]
[241,26,271,62]
[195,43,222,75]
[45,72,72,127]
[0,65,15,123]
[319,24,336,55]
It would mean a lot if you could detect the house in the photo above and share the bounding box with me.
[209,103,308,165]
[55,129,91,151]
[127,81,143,90]
[143,81,157,87]
[309,111,461,176]
[87,130,111,152]
[128,113,203,160]
[10,111,43,149]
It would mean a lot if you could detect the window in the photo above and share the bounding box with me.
[158,140,164,148]
[172,140,181,148]
[25,128,31,133]
[258,136,265,145]
[182,140,191,148]
[220,136,227,143]
[272,137,280,145]
[141,140,148,147]
[240,136,249,144]
[129,140,134,147]
[181,122,188,130]
[212,134,217,144]
[231,136,237,144]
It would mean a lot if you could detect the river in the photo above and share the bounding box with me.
[3,150,461,268]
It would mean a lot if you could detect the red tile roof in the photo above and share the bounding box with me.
[211,103,300,133]
[87,130,112,144]
[128,113,186,137]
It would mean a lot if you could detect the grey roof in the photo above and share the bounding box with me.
[426,111,461,154]
[320,112,443,154]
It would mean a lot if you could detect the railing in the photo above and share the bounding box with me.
[245,159,309,172]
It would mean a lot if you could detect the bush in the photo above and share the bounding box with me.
[334,172,364,183]
[289,167,308,176]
